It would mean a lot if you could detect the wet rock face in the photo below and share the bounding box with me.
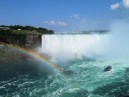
[25,33,41,48]
[0,33,42,48]
[103,66,112,72]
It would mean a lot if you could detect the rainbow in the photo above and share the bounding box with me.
[10,45,66,78]
[6,45,76,87]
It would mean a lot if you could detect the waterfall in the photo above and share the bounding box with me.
[41,34,108,61]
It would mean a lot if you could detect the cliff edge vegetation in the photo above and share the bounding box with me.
[0,25,54,35]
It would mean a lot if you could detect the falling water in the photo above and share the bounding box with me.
[1,32,129,97]
[41,34,108,62]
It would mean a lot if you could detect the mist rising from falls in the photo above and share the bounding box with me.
[41,34,109,62]
[106,20,129,60]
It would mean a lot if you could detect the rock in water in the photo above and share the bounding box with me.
[103,66,112,72]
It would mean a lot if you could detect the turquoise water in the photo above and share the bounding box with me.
[1,34,129,97]
[0,59,129,97]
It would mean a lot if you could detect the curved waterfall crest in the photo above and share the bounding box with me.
[41,34,108,61]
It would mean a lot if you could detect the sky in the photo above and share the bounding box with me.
[0,0,129,32]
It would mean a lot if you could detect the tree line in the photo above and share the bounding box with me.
[0,25,54,35]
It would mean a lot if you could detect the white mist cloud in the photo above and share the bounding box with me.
[71,14,80,20]
[110,3,120,10]
[49,21,56,25]
[43,21,67,26]
[106,20,129,59]
[57,22,67,26]
[123,0,129,8]
[110,0,129,10]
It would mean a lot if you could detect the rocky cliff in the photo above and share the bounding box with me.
[0,32,42,49]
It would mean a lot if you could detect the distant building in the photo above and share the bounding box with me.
[17,29,21,30]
